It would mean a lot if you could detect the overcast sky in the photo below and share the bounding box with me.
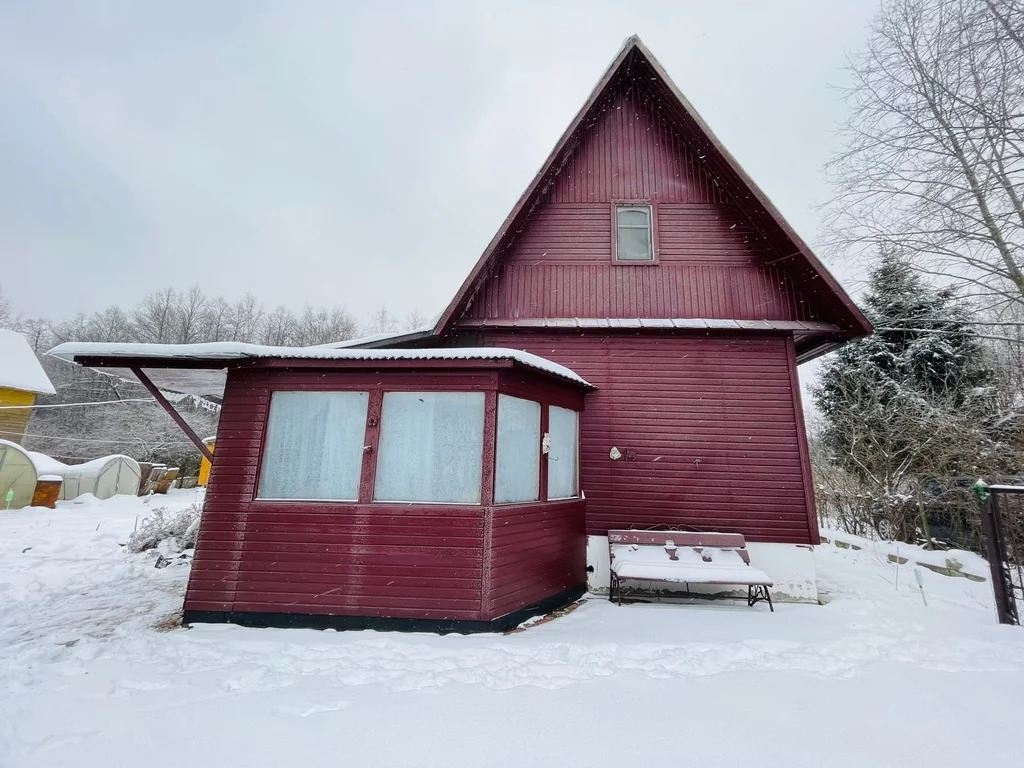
[1,1,879,324]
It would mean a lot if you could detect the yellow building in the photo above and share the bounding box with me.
[0,329,56,445]
[198,436,216,486]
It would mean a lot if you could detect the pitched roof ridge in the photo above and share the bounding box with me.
[428,36,870,342]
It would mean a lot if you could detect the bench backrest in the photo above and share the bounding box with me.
[608,530,751,564]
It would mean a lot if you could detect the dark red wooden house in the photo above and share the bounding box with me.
[53,36,869,632]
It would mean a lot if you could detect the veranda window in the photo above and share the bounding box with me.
[374,391,485,503]
[547,405,580,499]
[258,391,369,500]
[494,395,541,504]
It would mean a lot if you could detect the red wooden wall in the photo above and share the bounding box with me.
[185,364,587,624]
[478,331,818,545]
[463,82,817,323]
[488,499,585,617]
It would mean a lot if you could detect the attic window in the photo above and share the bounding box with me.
[614,205,654,262]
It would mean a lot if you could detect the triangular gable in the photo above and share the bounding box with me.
[432,36,871,356]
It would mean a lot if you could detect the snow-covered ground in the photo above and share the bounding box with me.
[2,491,1022,768]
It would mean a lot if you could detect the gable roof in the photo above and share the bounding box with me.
[424,35,870,360]
[0,329,56,395]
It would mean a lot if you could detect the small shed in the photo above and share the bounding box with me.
[0,329,55,445]
[49,343,593,632]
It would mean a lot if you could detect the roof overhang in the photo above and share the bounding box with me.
[48,342,594,390]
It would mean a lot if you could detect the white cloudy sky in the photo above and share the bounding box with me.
[1,1,879,323]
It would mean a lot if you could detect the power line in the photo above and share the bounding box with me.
[0,398,157,411]
[19,432,199,446]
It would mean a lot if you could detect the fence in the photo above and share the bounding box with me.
[974,481,1024,626]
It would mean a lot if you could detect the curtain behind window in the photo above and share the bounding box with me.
[547,406,579,499]
[258,391,368,500]
[495,395,540,503]
[374,392,484,503]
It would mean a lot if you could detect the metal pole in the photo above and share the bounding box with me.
[975,481,1018,625]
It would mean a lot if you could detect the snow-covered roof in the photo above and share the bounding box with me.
[0,329,56,395]
[47,341,592,387]
[320,323,436,349]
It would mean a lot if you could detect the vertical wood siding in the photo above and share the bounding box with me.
[463,81,816,323]
[479,332,817,545]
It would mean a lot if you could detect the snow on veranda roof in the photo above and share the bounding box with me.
[47,341,593,388]
[0,329,56,395]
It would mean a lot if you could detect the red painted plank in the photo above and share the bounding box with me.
[479,333,815,543]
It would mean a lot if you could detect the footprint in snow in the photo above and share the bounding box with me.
[272,701,351,718]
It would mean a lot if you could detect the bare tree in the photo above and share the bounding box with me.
[292,306,358,346]
[17,283,361,349]
[327,307,358,343]
[174,284,208,344]
[228,292,264,343]
[363,306,427,337]
[200,296,232,342]
[49,312,93,344]
[87,306,132,342]
[131,288,179,343]
[18,317,53,351]
[826,0,1024,308]
[364,306,399,335]
[261,305,296,346]
[0,284,17,328]
[403,308,428,330]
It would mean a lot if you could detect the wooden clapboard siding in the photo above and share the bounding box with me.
[487,499,586,618]
[0,388,35,445]
[184,363,589,624]
[478,332,818,545]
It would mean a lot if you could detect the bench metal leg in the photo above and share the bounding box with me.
[748,584,774,612]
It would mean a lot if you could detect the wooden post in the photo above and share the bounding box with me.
[916,486,934,550]
[131,367,215,463]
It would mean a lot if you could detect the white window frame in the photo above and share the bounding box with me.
[614,204,655,262]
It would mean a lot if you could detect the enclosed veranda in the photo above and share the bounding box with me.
[49,343,594,632]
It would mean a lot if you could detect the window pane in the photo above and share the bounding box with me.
[258,391,368,500]
[495,395,540,504]
[616,206,653,260]
[547,406,579,499]
[617,226,652,260]
[374,392,484,503]
[617,207,650,227]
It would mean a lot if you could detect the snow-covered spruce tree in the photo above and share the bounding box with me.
[814,254,995,540]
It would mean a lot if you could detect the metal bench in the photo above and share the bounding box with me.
[608,530,774,611]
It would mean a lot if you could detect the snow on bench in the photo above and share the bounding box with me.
[608,530,774,611]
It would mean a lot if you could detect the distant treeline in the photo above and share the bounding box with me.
[1,284,425,351]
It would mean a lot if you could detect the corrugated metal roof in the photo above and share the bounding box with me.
[47,341,591,387]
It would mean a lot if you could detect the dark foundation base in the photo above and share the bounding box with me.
[183,584,586,635]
